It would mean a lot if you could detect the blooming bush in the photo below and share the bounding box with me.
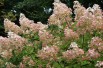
[0,1,103,68]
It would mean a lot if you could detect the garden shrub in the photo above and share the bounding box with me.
[0,1,103,68]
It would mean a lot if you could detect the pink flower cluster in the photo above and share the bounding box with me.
[63,42,84,60]
[89,37,103,52]
[6,62,16,68]
[63,41,101,61]
[64,27,79,41]
[0,36,13,59]
[48,1,72,27]
[38,30,54,46]
[73,1,86,21]
[8,32,27,52]
[4,18,23,35]
[38,45,59,60]
[74,1,103,35]
[0,32,27,59]
[83,49,100,60]
[19,56,35,67]
[82,37,103,60]
[19,13,48,33]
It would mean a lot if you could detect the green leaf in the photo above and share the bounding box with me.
[23,46,34,55]
[81,61,90,66]
[53,62,61,68]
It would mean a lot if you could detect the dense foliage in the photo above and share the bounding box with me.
[0,1,103,68]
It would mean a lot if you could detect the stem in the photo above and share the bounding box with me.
[82,35,84,48]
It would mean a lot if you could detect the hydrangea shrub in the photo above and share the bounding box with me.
[0,0,103,68]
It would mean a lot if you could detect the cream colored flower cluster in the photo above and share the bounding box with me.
[95,61,103,68]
